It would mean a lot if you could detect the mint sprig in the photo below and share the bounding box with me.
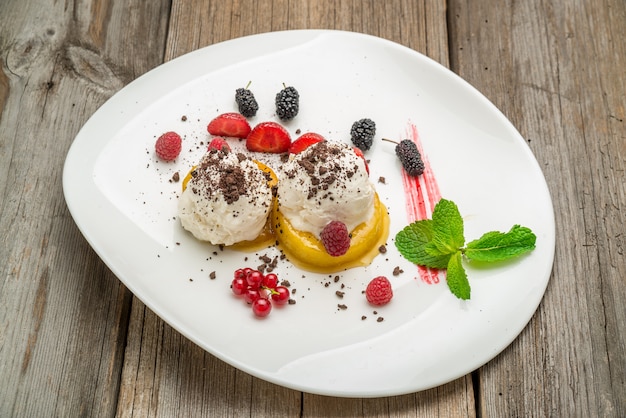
[395,198,537,300]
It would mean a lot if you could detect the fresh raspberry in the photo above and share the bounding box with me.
[155,131,182,161]
[320,221,350,256]
[208,137,230,152]
[365,276,393,306]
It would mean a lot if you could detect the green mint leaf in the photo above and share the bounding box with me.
[430,199,465,255]
[465,225,537,262]
[395,220,451,268]
[446,251,471,300]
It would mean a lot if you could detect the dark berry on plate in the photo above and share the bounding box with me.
[394,139,425,176]
[235,83,259,117]
[275,85,299,120]
[350,118,376,151]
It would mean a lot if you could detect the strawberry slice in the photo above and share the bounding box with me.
[288,132,325,154]
[352,146,370,175]
[246,122,291,153]
[207,112,251,138]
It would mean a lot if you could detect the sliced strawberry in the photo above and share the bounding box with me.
[246,121,291,153]
[352,146,370,175]
[288,132,325,154]
[207,112,251,138]
[207,137,230,152]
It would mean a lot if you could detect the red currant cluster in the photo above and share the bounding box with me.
[230,268,291,317]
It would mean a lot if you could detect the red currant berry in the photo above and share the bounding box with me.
[252,298,272,317]
[246,270,264,289]
[243,288,261,304]
[271,286,290,305]
[231,278,248,296]
[262,273,279,289]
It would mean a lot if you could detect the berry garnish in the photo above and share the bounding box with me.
[246,269,264,289]
[207,137,230,152]
[382,138,425,176]
[230,268,291,317]
[235,82,259,118]
[365,276,393,306]
[244,288,262,304]
[350,118,376,151]
[275,85,299,120]
[207,112,252,138]
[231,277,248,296]
[246,121,291,153]
[288,132,325,154]
[262,273,279,289]
[155,131,182,161]
[271,286,291,305]
[352,146,369,174]
[252,298,272,317]
[320,221,351,256]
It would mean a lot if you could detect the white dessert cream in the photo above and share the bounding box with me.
[178,149,273,246]
[277,141,375,236]
[273,141,389,272]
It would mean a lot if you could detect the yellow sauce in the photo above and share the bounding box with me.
[272,194,389,273]
[182,161,390,272]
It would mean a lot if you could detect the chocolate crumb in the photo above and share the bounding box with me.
[171,172,180,182]
[337,304,348,310]
[393,266,404,276]
[295,128,301,134]
[181,115,187,121]
[378,176,386,184]
[335,291,345,298]
[288,299,296,305]
[373,310,378,315]
[333,275,340,283]
[209,271,216,280]
[378,245,387,253]
[280,280,291,287]
[377,317,384,322]
[361,315,367,320]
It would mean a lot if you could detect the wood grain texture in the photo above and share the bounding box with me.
[0,0,169,416]
[449,0,626,416]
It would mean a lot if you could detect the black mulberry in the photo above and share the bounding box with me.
[394,139,424,176]
[235,84,259,118]
[275,85,299,120]
[350,118,376,151]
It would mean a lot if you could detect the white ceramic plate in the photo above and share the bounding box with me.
[63,30,555,397]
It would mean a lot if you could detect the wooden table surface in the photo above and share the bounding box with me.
[1,0,624,416]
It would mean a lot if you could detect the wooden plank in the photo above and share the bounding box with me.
[0,0,170,416]
[448,0,626,416]
[114,0,478,417]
